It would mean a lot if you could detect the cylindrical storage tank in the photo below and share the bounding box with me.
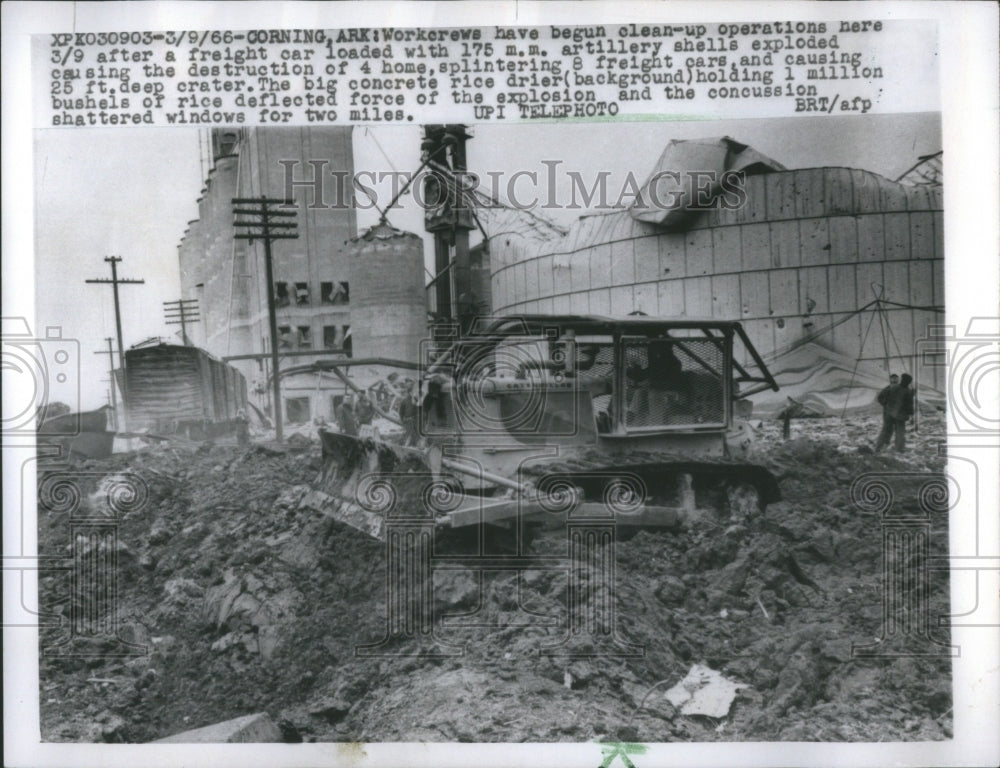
[347,222,427,363]
[488,166,945,399]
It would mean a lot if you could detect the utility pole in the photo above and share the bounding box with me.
[232,196,298,442]
[86,256,144,431]
[163,298,200,346]
[93,337,119,430]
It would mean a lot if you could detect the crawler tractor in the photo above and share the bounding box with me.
[311,314,781,543]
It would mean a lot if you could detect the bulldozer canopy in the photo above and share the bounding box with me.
[441,315,779,401]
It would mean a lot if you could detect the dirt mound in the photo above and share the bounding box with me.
[38,415,952,742]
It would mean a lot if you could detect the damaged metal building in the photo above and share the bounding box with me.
[487,138,944,415]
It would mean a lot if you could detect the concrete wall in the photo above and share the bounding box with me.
[490,167,944,392]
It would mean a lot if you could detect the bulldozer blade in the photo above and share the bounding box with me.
[302,487,389,541]
[318,430,430,491]
[313,429,434,541]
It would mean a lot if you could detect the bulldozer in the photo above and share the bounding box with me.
[309,313,781,543]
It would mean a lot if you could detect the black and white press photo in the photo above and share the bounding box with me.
[3,3,998,768]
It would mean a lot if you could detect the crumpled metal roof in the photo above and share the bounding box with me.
[895,151,943,187]
[630,136,786,226]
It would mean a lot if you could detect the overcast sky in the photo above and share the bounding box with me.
[35,112,941,410]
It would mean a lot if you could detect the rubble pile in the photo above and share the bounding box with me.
[39,414,952,743]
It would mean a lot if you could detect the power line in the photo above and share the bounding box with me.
[163,299,200,346]
[93,337,119,430]
[364,126,400,174]
[85,256,144,430]
[232,196,298,442]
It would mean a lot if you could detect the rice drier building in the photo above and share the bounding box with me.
[488,139,944,416]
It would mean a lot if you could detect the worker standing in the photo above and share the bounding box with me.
[235,408,250,449]
[398,381,420,447]
[335,395,359,437]
[874,373,914,453]
[873,374,899,449]
[355,393,375,426]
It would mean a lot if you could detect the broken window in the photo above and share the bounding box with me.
[326,281,349,305]
[342,325,352,358]
[323,325,351,351]
[321,282,335,305]
[275,282,290,307]
[215,130,240,157]
[297,325,312,348]
[323,325,338,349]
[278,325,292,349]
[295,282,310,305]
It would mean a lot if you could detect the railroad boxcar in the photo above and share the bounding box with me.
[123,344,248,439]
[37,405,115,459]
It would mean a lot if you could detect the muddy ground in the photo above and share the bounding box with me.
[38,413,953,743]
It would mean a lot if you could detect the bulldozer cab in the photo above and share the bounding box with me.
[423,315,778,453]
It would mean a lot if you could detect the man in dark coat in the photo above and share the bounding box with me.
[235,408,250,448]
[355,393,375,426]
[335,395,358,437]
[875,373,914,452]
[398,381,420,447]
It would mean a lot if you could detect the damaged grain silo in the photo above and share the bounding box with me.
[346,222,428,364]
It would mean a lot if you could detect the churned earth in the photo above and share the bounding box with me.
[38,413,952,743]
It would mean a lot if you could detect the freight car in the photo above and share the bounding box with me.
[123,343,248,439]
[37,405,116,460]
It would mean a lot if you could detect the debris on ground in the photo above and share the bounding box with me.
[38,413,952,743]
[153,712,283,743]
[664,664,748,717]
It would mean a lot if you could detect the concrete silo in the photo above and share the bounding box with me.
[347,222,427,363]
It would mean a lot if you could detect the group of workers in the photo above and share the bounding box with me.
[333,392,375,437]
[334,381,422,446]
[246,349,918,452]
